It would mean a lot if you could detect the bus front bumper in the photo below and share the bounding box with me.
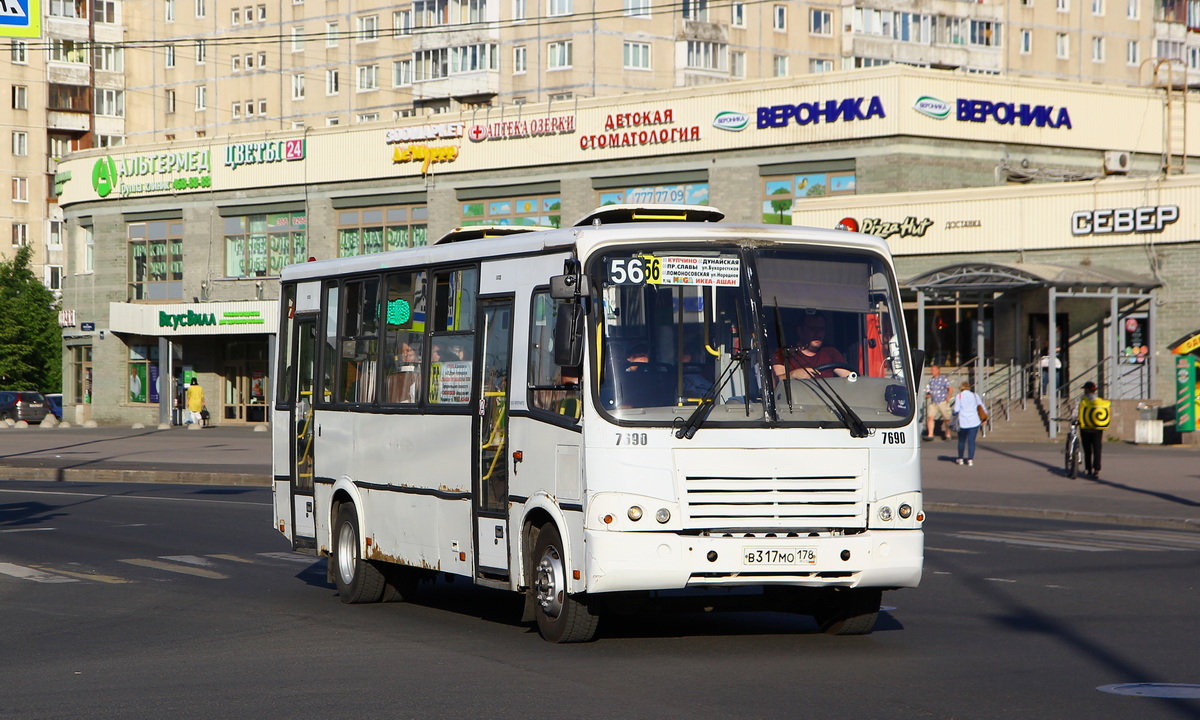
[583,528,923,594]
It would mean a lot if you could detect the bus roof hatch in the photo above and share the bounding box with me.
[573,204,725,227]
[434,225,554,245]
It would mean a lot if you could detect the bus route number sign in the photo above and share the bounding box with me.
[608,255,742,287]
[607,256,661,286]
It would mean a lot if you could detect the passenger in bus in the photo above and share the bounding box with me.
[625,344,651,371]
[772,312,853,380]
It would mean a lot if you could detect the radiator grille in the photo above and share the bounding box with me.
[683,476,866,530]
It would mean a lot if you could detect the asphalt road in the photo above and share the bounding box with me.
[1,480,1198,720]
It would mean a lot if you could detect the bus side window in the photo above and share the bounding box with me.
[382,270,426,405]
[528,291,581,420]
[338,277,381,404]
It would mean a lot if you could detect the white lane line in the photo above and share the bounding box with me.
[258,552,318,564]
[119,558,229,579]
[952,532,1111,552]
[985,577,1017,583]
[160,555,214,567]
[41,567,133,584]
[0,488,269,507]
[207,554,255,564]
[0,562,79,583]
[925,546,980,554]
[0,527,55,534]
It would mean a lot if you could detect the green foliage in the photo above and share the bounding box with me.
[0,246,61,391]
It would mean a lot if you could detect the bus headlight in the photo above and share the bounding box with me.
[878,505,893,522]
[655,508,671,523]
[627,506,643,521]
[898,503,913,519]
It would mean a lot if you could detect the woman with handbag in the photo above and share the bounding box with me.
[952,380,987,466]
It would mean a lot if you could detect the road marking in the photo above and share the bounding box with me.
[951,529,1200,553]
[119,558,229,579]
[926,546,980,554]
[0,487,269,507]
[0,562,78,583]
[0,527,55,533]
[160,555,214,567]
[37,567,132,584]
[207,554,255,563]
[985,577,1017,583]
[258,552,319,564]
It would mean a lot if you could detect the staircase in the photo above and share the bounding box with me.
[979,396,1054,442]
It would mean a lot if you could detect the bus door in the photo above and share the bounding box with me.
[290,316,318,547]
[474,298,514,576]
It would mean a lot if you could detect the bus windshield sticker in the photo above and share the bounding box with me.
[606,255,740,287]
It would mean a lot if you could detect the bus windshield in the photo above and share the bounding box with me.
[592,244,912,428]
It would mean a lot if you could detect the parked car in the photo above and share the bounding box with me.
[0,391,49,424]
[44,393,63,421]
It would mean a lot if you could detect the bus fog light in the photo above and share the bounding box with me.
[878,505,893,522]
[655,508,670,523]
[706,551,718,562]
[898,503,913,519]
[627,506,643,521]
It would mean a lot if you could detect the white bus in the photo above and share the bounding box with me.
[272,206,924,642]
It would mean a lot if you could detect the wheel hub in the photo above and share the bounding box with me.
[337,521,357,585]
[535,545,565,619]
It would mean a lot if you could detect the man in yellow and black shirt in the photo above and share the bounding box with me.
[1078,381,1111,479]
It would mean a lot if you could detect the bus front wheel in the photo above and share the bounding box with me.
[333,503,386,604]
[812,588,881,635]
[531,524,599,643]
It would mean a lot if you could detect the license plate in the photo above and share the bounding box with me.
[743,547,817,566]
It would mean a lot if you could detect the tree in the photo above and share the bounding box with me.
[0,246,61,391]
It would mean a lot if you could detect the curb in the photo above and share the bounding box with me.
[0,466,270,487]
[925,501,1200,533]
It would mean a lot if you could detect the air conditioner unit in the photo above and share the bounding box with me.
[1104,150,1131,174]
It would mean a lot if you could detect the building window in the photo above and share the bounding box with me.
[94,44,124,71]
[165,89,176,113]
[773,54,788,76]
[232,102,241,119]
[415,0,449,26]
[49,39,88,64]
[513,45,527,73]
[682,0,707,21]
[126,343,159,404]
[731,2,744,26]
[224,212,307,277]
[1020,29,1032,54]
[257,3,266,20]
[10,40,27,64]
[465,0,486,23]
[232,55,242,72]
[257,51,266,68]
[11,222,28,247]
[969,20,1000,47]
[195,85,207,110]
[357,64,379,90]
[731,50,745,77]
[326,117,340,126]
[386,59,409,86]
[12,85,27,109]
[513,0,526,20]
[292,26,305,52]
[326,21,339,46]
[165,43,176,67]
[810,58,833,73]
[326,69,340,95]
[357,14,379,41]
[48,0,86,17]
[195,0,205,17]
[773,5,786,30]
[393,10,413,34]
[231,6,240,23]
[95,89,125,117]
[762,171,857,224]
[337,205,428,257]
[70,345,93,405]
[626,0,650,16]
[195,39,207,64]
[1091,0,1103,14]
[165,0,175,21]
[450,44,497,72]
[548,0,571,15]
[810,8,831,35]
[95,0,116,22]
[1127,39,1139,65]
[1092,36,1105,62]
[415,49,449,80]
[128,220,184,301]
[1127,0,1138,18]
[11,131,26,155]
[686,40,726,70]
[49,221,63,247]
[1056,32,1069,58]
[46,265,63,291]
[357,112,379,122]
[12,177,27,201]
[624,41,650,69]
[1057,0,1067,10]
[292,74,305,99]
[548,41,572,69]
[96,134,124,147]
[461,195,560,227]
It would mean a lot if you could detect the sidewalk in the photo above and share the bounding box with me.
[1,425,1197,531]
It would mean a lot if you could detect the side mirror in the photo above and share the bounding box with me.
[550,273,591,300]
[553,303,585,367]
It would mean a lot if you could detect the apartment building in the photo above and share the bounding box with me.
[121,0,1200,144]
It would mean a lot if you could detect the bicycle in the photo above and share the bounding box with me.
[1053,408,1082,479]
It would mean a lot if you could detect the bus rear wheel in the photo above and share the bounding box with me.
[333,503,386,604]
[812,588,881,635]
[532,524,599,643]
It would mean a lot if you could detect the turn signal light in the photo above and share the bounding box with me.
[603,514,614,525]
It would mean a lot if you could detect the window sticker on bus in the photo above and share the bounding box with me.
[429,360,472,403]
[606,255,740,287]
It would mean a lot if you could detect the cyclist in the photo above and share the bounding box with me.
[1078,380,1110,478]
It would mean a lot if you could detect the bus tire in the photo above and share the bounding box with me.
[531,524,599,643]
[813,588,881,636]
[333,503,386,604]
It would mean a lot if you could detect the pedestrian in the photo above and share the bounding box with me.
[924,364,954,439]
[1078,380,1110,478]
[186,378,205,426]
[952,380,986,466]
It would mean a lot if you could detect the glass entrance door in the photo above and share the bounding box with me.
[474,298,513,575]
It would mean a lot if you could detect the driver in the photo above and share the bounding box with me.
[772,312,853,380]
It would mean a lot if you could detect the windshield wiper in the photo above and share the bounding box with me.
[674,349,749,440]
[798,373,871,438]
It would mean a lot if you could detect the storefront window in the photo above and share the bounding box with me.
[128,220,184,300]
[127,342,160,404]
[338,205,427,257]
[225,211,307,277]
[70,345,92,404]
[460,195,559,227]
[761,172,856,224]
[597,183,708,207]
